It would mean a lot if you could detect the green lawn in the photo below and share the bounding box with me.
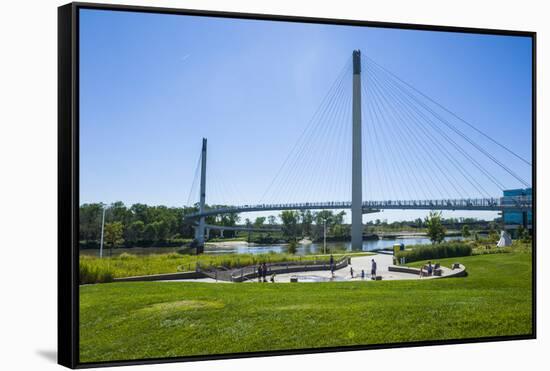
[80,252,532,363]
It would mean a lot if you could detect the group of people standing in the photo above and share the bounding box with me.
[350,259,377,280]
[256,256,379,282]
[419,261,434,278]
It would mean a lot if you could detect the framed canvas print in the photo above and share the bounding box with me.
[58,2,536,368]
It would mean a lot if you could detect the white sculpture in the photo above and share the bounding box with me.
[497,230,512,247]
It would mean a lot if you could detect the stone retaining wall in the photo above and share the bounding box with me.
[230,257,349,282]
[113,271,207,282]
[388,264,467,278]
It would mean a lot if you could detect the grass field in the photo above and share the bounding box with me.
[79,252,532,363]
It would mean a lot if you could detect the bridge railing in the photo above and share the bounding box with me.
[184,197,532,220]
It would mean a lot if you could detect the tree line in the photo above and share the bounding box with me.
[79,202,244,249]
[80,201,498,250]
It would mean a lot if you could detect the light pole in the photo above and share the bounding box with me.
[99,203,110,258]
[323,219,327,255]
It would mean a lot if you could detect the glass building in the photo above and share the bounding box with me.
[502,188,532,227]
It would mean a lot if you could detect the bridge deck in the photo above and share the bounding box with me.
[184,197,532,220]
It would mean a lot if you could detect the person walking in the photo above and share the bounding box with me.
[257,264,263,282]
[262,262,268,282]
[371,259,377,280]
[350,266,354,278]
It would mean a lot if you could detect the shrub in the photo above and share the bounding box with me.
[288,241,298,254]
[395,242,472,263]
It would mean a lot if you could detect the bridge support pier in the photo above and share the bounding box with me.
[194,138,208,254]
[351,50,363,250]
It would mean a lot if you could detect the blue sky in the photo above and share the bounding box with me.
[79,9,532,222]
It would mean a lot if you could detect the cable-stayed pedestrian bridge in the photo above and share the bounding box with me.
[184,197,531,222]
[184,50,533,251]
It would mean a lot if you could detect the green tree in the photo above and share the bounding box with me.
[334,210,346,225]
[488,223,499,242]
[300,210,314,236]
[425,211,446,244]
[143,223,158,243]
[254,217,266,228]
[126,220,145,245]
[79,203,103,242]
[156,220,170,242]
[280,210,299,242]
[314,210,334,226]
[461,225,471,239]
[515,225,530,242]
[245,218,252,243]
[104,222,124,257]
[267,215,277,225]
[287,240,298,254]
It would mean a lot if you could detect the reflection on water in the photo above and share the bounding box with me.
[79,236,463,257]
[204,236,463,255]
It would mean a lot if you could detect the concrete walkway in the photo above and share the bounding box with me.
[163,254,456,283]
[269,254,423,282]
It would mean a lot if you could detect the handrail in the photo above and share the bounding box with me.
[184,196,532,220]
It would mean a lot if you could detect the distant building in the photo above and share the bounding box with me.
[502,188,532,230]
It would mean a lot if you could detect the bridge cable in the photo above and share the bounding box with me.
[364,55,532,167]
[368,62,506,193]
[286,68,350,203]
[366,63,492,198]
[186,149,202,207]
[364,57,531,188]
[367,64,496,198]
[271,64,349,203]
[266,62,351,204]
[363,73,430,200]
[365,76,416,200]
[367,75,465,199]
[365,60,507,194]
[259,59,352,203]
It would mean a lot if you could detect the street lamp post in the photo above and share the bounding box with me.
[99,204,107,258]
[323,219,327,255]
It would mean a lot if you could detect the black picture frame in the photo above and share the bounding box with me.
[58,2,537,368]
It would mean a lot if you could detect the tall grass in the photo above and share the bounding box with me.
[80,257,114,284]
[78,252,341,283]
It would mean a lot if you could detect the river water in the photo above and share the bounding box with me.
[79,236,464,257]
[204,236,463,255]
